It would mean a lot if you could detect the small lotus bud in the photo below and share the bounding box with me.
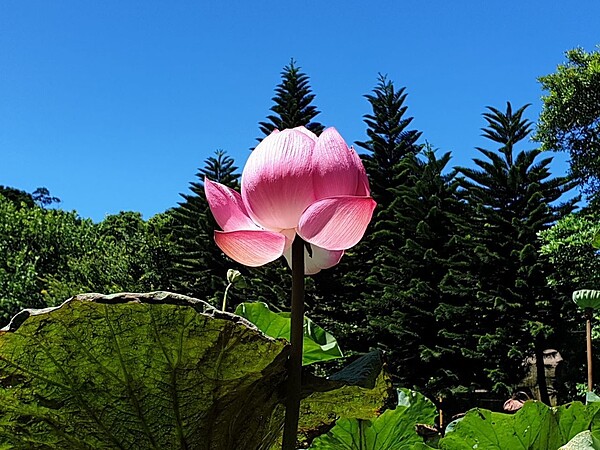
[227,269,246,288]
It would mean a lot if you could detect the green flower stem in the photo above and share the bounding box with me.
[222,282,232,311]
[282,235,305,450]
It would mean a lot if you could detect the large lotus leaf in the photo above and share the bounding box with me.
[573,290,600,310]
[439,401,600,450]
[307,388,436,449]
[588,392,600,404]
[0,292,289,450]
[235,302,343,365]
[560,430,600,449]
[299,350,394,437]
[264,350,394,449]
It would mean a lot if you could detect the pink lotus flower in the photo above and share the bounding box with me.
[205,126,376,275]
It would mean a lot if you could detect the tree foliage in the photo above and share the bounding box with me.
[43,211,177,305]
[312,76,423,363]
[457,102,577,395]
[356,74,422,206]
[169,150,240,304]
[0,196,87,323]
[0,196,176,325]
[539,213,600,290]
[258,59,324,140]
[31,187,61,207]
[0,185,35,208]
[536,47,600,196]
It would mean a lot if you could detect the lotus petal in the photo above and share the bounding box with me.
[312,127,361,199]
[242,129,316,230]
[204,178,258,232]
[298,196,377,250]
[284,242,344,275]
[293,126,318,142]
[214,230,286,267]
[280,228,297,251]
[351,147,371,196]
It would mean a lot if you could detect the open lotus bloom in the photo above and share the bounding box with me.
[205,126,377,275]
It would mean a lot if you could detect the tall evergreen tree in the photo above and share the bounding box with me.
[236,60,332,313]
[356,74,422,205]
[169,150,241,303]
[363,148,477,399]
[312,76,422,360]
[257,59,324,140]
[456,103,577,398]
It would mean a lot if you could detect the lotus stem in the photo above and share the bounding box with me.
[222,283,232,312]
[586,308,593,392]
[282,235,305,450]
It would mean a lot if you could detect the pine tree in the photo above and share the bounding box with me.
[312,76,422,360]
[456,103,577,397]
[257,59,324,140]
[169,150,241,303]
[364,148,476,398]
[241,60,329,311]
[356,74,422,205]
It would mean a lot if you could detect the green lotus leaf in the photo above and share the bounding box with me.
[0,292,289,450]
[235,301,343,365]
[308,388,436,449]
[559,430,600,449]
[587,392,600,404]
[299,350,394,440]
[573,290,600,310]
[439,401,600,450]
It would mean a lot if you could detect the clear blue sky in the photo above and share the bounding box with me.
[1,1,598,221]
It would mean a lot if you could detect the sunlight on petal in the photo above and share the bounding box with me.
[298,196,377,250]
[214,230,286,266]
[242,129,316,230]
[204,178,258,231]
[283,242,344,275]
[312,127,361,199]
[293,126,318,142]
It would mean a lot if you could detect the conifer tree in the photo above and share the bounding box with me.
[169,150,240,303]
[247,60,330,311]
[257,59,324,140]
[456,103,577,398]
[356,74,422,205]
[312,76,422,358]
[363,148,476,398]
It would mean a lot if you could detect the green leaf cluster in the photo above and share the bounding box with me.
[0,195,178,326]
[539,213,600,289]
[309,389,437,449]
[235,301,343,365]
[440,401,600,449]
[536,47,600,196]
